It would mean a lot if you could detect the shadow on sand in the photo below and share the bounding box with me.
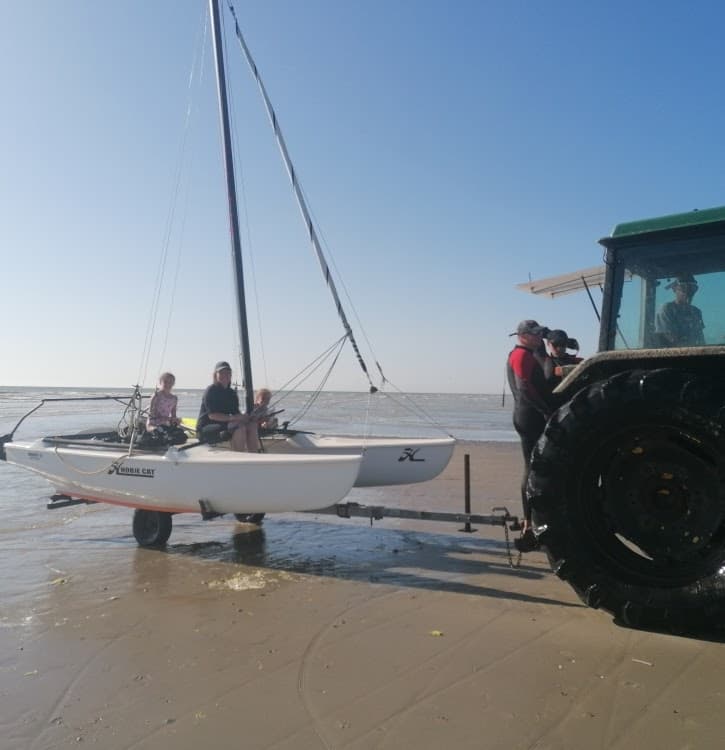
[159,516,580,609]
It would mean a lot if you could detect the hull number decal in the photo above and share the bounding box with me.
[398,448,424,462]
[108,465,155,479]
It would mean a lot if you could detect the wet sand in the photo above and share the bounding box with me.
[2,441,725,749]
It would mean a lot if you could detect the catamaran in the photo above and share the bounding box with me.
[1,0,454,546]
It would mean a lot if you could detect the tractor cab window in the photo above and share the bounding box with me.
[613,248,725,350]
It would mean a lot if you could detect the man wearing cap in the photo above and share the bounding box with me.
[196,361,260,452]
[655,274,705,347]
[507,320,557,550]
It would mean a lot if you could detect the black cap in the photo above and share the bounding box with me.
[547,329,568,345]
[510,319,547,337]
[214,361,232,373]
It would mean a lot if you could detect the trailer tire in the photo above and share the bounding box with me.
[528,368,725,632]
[133,509,173,547]
[234,513,266,525]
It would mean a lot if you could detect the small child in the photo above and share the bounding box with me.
[147,372,179,430]
[252,387,279,430]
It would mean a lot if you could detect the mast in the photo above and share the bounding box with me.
[208,0,254,413]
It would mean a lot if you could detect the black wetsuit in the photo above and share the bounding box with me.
[197,383,240,442]
[543,352,583,387]
[507,345,556,521]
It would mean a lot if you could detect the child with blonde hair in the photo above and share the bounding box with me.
[147,372,179,430]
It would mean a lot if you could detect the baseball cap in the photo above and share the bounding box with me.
[214,361,232,373]
[510,319,547,337]
[666,273,698,290]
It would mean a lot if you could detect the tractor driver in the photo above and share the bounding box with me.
[655,273,705,347]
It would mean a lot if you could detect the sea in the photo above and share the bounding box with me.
[0,387,516,445]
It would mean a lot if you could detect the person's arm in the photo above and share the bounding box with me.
[207,388,246,424]
[147,393,159,428]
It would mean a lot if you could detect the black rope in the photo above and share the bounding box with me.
[224,0,375,390]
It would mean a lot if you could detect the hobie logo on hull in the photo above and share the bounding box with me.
[398,448,424,462]
[108,465,155,478]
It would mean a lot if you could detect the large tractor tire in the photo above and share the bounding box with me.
[528,368,725,632]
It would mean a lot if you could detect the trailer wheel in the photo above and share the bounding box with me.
[234,513,266,525]
[133,509,173,547]
[528,368,725,632]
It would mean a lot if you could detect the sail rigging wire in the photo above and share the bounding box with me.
[284,339,347,426]
[157,9,210,377]
[137,6,208,388]
[374,382,457,439]
[299,182,388,385]
[224,1,375,392]
[268,335,349,423]
[267,334,348,401]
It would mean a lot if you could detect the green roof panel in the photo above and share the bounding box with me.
[610,205,725,239]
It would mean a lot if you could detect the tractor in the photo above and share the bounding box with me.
[526,205,725,631]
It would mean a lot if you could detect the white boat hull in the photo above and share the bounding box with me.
[4,440,362,514]
[265,434,456,487]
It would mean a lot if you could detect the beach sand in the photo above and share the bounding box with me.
[2,441,724,749]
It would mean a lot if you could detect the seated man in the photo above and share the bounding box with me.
[197,361,260,452]
[655,274,705,347]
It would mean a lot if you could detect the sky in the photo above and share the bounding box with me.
[2,0,725,394]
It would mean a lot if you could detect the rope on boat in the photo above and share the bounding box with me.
[52,445,127,477]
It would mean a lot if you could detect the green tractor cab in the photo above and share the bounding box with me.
[526,205,725,632]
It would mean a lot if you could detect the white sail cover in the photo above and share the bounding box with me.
[516,265,606,298]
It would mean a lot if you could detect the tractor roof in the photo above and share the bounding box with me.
[600,205,725,248]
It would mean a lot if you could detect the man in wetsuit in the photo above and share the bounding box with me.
[507,320,557,551]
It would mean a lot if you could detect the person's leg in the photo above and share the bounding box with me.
[519,432,540,525]
[230,425,247,452]
[514,410,546,527]
[245,422,260,453]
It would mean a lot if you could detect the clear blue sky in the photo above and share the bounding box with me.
[2,1,724,394]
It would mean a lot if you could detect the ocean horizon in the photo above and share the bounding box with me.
[0,386,517,444]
